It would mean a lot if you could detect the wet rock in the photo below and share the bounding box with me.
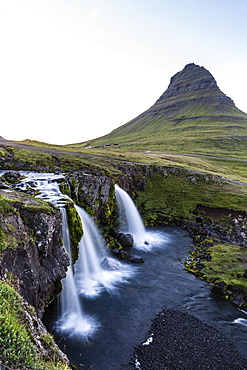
[243,270,247,279]
[232,293,245,307]
[211,281,227,298]
[230,218,239,226]
[117,233,134,247]
[127,254,145,263]
[120,250,129,259]
[101,257,121,271]
[2,170,24,184]
[196,216,203,223]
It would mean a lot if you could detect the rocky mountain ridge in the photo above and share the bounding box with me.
[114,63,247,131]
[85,63,247,156]
[153,63,235,112]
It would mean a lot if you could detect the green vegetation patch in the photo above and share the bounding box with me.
[20,198,55,215]
[13,147,55,168]
[0,149,6,157]
[201,244,247,298]
[0,194,16,214]
[0,281,69,369]
[65,202,83,263]
[135,170,247,224]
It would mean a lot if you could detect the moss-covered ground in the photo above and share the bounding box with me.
[134,170,247,225]
[185,243,247,304]
[201,244,247,291]
[0,281,70,369]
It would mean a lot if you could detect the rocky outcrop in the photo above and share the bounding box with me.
[183,212,247,306]
[0,190,69,317]
[67,171,116,224]
[133,62,247,123]
[154,63,235,111]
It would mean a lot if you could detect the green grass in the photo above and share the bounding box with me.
[201,244,247,298]
[13,147,55,168]
[0,281,70,369]
[0,194,16,214]
[0,192,56,253]
[134,170,247,224]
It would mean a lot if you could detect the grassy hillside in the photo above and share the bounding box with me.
[75,64,247,158]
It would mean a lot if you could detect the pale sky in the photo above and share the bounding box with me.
[0,0,246,145]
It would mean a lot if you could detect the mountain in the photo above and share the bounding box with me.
[83,63,247,157]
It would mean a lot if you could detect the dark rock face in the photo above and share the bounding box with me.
[0,194,69,317]
[150,63,236,117]
[68,171,115,222]
[157,63,233,103]
[183,213,247,306]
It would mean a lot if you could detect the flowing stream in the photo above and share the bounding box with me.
[1,172,247,369]
[46,226,247,369]
[55,208,99,338]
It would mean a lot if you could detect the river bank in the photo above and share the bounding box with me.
[128,308,247,370]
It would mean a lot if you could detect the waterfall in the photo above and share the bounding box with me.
[115,185,147,246]
[115,184,167,251]
[56,208,99,337]
[8,172,135,337]
[74,205,135,298]
[15,173,100,337]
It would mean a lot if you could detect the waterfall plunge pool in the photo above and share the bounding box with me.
[2,172,247,368]
[44,226,247,370]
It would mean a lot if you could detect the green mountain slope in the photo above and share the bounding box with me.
[82,63,247,158]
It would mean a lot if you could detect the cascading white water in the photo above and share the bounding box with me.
[74,205,135,298]
[56,208,99,337]
[115,184,146,246]
[14,173,99,337]
[15,172,69,207]
[115,184,167,251]
[2,172,135,336]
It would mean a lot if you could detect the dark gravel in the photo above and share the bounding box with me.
[127,308,247,370]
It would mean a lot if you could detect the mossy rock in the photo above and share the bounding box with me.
[65,202,83,264]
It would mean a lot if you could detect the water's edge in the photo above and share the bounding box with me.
[44,226,247,370]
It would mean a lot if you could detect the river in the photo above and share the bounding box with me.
[1,170,246,369]
[44,226,247,370]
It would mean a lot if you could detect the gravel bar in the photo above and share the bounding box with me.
[127,308,247,370]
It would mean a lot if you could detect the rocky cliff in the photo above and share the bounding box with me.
[0,190,69,317]
[0,179,72,368]
[153,63,236,116]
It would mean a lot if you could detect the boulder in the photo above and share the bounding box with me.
[117,232,134,247]
[211,281,227,298]
[2,171,24,184]
[127,254,145,263]
[101,257,121,271]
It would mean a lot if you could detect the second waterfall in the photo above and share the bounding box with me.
[74,205,134,299]
[115,184,167,251]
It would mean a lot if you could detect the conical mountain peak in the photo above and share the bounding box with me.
[153,63,234,113]
[86,63,247,156]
